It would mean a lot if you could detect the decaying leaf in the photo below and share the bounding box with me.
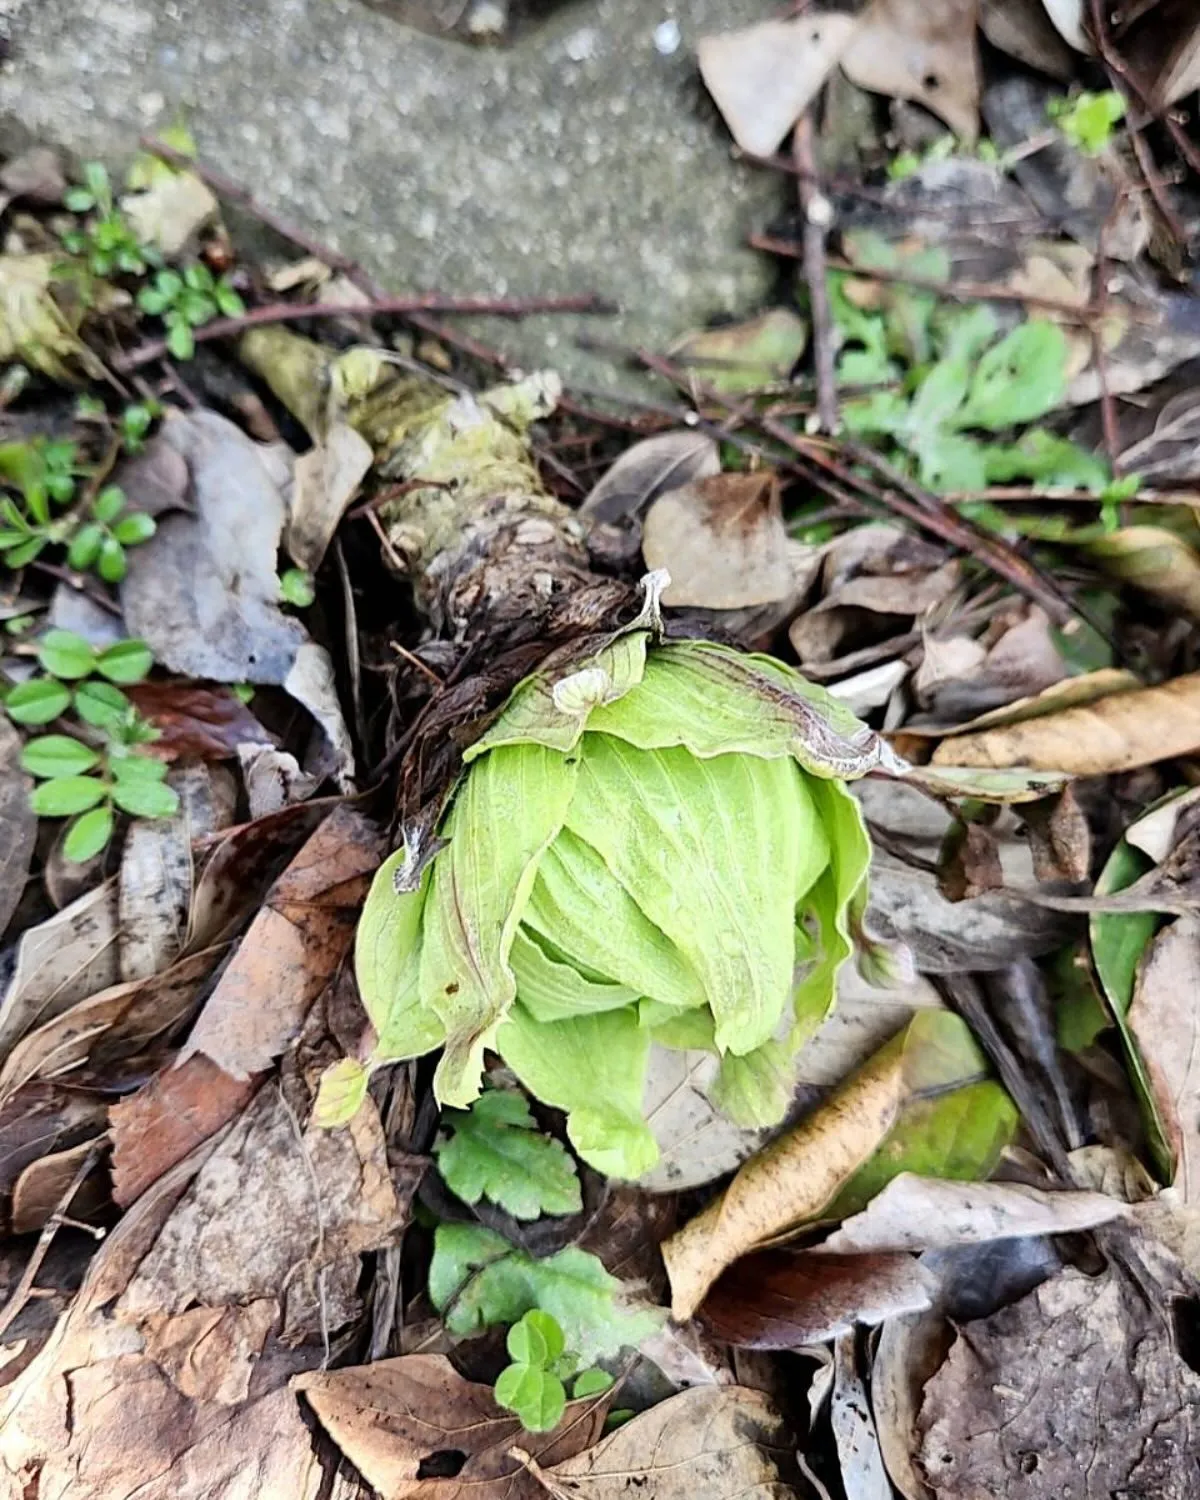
[296,1352,606,1499]
[831,1331,892,1500]
[0,881,119,1063]
[661,1011,1016,1319]
[1129,918,1200,1203]
[978,0,1074,78]
[126,681,273,762]
[180,805,383,1079]
[697,16,859,158]
[842,0,981,141]
[0,252,101,383]
[580,430,720,525]
[1087,526,1200,621]
[546,1384,797,1498]
[118,763,236,982]
[641,471,793,609]
[700,1248,931,1348]
[120,170,219,257]
[931,673,1200,773]
[918,1266,1200,1498]
[286,421,374,573]
[0,715,35,938]
[818,1173,1127,1253]
[670,308,809,393]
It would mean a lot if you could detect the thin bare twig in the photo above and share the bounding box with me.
[791,114,838,433]
[116,291,617,371]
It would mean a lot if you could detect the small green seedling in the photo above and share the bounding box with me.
[1048,90,1126,156]
[61,162,159,278]
[137,263,245,360]
[67,485,156,583]
[117,401,159,453]
[493,1310,613,1432]
[278,567,315,609]
[4,629,177,861]
[435,1087,582,1221]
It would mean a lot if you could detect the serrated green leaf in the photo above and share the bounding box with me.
[496,1004,658,1179]
[428,1223,663,1362]
[955,321,1069,431]
[421,743,578,1108]
[916,431,990,493]
[435,1087,582,1220]
[37,628,95,679]
[493,1364,566,1432]
[312,1057,370,1126]
[507,1309,565,1367]
[20,735,100,778]
[30,775,107,816]
[96,638,154,683]
[63,804,114,862]
[563,737,817,1054]
[110,777,179,819]
[5,678,71,724]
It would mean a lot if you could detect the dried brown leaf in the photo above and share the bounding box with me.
[700,1248,930,1348]
[670,309,809,392]
[579,430,719,525]
[110,1054,259,1208]
[1024,785,1091,884]
[287,421,374,572]
[0,881,119,1063]
[978,0,1074,77]
[818,1174,1127,1254]
[127,681,273,762]
[698,15,859,158]
[931,673,1200,773]
[0,715,35,939]
[296,1352,606,1500]
[842,0,981,141]
[180,805,383,1079]
[119,763,236,982]
[1088,526,1200,620]
[238,743,319,817]
[1128,917,1200,1203]
[642,471,792,609]
[9,1137,105,1234]
[141,1300,279,1405]
[917,1266,1200,1498]
[548,1384,795,1497]
[0,1081,107,1211]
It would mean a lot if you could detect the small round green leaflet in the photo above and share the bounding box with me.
[338,629,888,1179]
[74,681,130,731]
[30,775,106,816]
[573,1368,614,1400]
[20,735,101,778]
[110,777,179,819]
[37,629,95,680]
[95,639,154,684]
[5,678,72,724]
[507,1309,565,1367]
[63,804,114,863]
[493,1364,566,1433]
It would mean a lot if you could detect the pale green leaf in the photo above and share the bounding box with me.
[564,737,815,1054]
[428,1223,663,1362]
[523,829,707,1014]
[983,429,1109,490]
[63,804,113,862]
[709,1038,794,1129]
[421,743,578,1107]
[465,630,648,761]
[507,1309,565,1366]
[355,851,444,1063]
[312,1057,370,1127]
[670,308,808,393]
[20,735,100,778]
[510,926,641,1023]
[955,320,1069,431]
[496,1003,657,1179]
[494,1364,566,1432]
[585,640,893,778]
[435,1087,582,1220]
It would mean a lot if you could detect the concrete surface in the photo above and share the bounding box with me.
[0,0,783,388]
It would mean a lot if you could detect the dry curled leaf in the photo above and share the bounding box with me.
[0,715,35,940]
[580,430,719,525]
[700,1248,931,1348]
[296,1353,606,1499]
[642,471,792,609]
[842,0,981,142]
[1128,918,1200,1203]
[931,673,1200,773]
[287,421,374,572]
[1087,526,1200,622]
[126,682,273,762]
[698,15,859,158]
[181,805,383,1079]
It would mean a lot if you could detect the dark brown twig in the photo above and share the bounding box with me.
[752,236,1108,324]
[791,114,837,433]
[115,291,617,372]
[1086,0,1200,181]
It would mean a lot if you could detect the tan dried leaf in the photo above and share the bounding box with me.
[1128,918,1200,1203]
[642,471,793,609]
[141,1299,279,1405]
[287,421,374,573]
[930,673,1200,773]
[1088,526,1200,621]
[697,15,859,158]
[842,0,981,142]
[580,430,719,525]
[296,1353,605,1499]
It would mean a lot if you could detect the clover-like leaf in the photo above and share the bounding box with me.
[507,1309,566,1367]
[30,774,107,816]
[493,1363,566,1433]
[37,628,95,680]
[63,804,114,863]
[20,734,100,778]
[96,638,154,684]
[5,678,71,724]
[435,1088,582,1221]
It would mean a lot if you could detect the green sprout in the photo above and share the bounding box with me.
[317,619,880,1179]
[61,161,159,278]
[4,629,176,861]
[117,401,159,453]
[493,1311,613,1433]
[278,567,315,608]
[67,485,156,583]
[1048,90,1126,156]
[137,263,245,360]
